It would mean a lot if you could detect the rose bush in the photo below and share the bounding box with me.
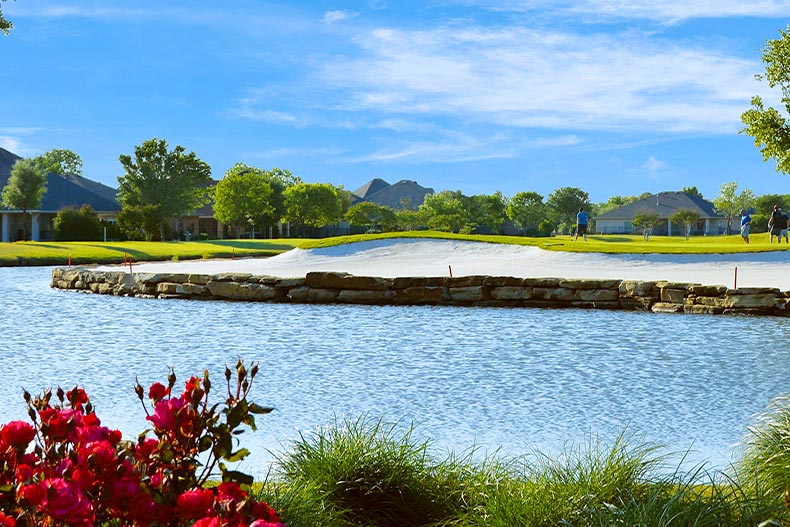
[0,359,283,527]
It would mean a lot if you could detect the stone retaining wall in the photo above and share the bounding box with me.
[50,267,790,316]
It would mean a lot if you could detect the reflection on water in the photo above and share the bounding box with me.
[1,266,788,476]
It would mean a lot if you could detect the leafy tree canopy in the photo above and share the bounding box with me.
[419,190,470,232]
[596,195,639,215]
[1,158,47,213]
[212,168,275,234]
[345,201,396,232]
[670,208,701,239]
[741,26,790,174]
[506,191,545,233]
[117,138,212,240]
[713,181,756,234]
[1,0,12,36]
[283,182,344,230]
[632,211,662,240]
[469,192,508,234]
[546,187,590,226]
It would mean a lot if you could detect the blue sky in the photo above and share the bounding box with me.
[3,1,790,203]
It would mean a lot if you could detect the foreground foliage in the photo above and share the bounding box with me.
[0,361,283,526]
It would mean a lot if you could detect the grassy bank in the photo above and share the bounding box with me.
[1,231,787,266]
[0,239,308,266]
[254,417,787,527]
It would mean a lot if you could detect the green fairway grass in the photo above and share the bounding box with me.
[1,231,787,266]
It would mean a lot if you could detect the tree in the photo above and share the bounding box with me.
[670,208,701,240]
[681,186,703,199]
[37,149,83,177]
[212,167,275,238]
[546,187,590,230]
[1,158,47,239]
[1,0,13,36]
[632,211,662,241]
[713,182,755,235]
[506,191,545,235]
[741,26,790,174]
[469,192,508,234]
[117,139,212,241]
[345,202,396,233]
[283,182,344,235]
[116,204,161,241]
[419,190,470,232]
[596,195,639,215]
[53,205,103,241]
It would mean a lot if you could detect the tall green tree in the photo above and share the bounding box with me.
[419,190,469,232]
[1,0,13,36]
[212,167,275,238]
[283,182,344,235]
[546,187,590,229]
[1,158,48,239]
[469,192,508,234]
[346,202,396,233]
[36,149,83,177]
[506,191,545,234]
[742,26,790,174]
[670,208,701,240]
[713,181,755,235]
[117,138,212,241]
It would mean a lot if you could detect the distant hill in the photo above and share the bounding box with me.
[352,178,434,210]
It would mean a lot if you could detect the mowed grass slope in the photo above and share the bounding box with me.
[0,231,786,266]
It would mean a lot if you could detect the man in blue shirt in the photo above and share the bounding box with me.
[574,207,589,242]
[740,209,751,244]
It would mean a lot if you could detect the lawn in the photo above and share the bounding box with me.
[0,231,785,266]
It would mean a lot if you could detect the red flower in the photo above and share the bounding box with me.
[176,488,214,520]
[1,421,35,449]
[192,517,220,527]
[41,478,94,525]
[148,382,170,402]
[67,387,89,409]
[0,512,15,527]
[17,482,45,507]
[147,397,189,433]
[250,520,285,527]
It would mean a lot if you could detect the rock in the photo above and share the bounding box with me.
[490,286,529,300]
[527,287,573,302]
[448,286,485,302]
[651,302,684,313]
[205,281,278,300]
[660,288,687,303]
[393,286,448,304]
[619,280,658,297]
[559,278,621,290]
[574,289,619,302]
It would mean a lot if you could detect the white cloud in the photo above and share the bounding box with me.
[322,10,359,24]
[471,0,790,23]
[318,25,760,135]
[642,156,667,173]
[0,137,24,153]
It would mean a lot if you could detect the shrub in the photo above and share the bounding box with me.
[53,205,103,241]
[0,360,283,526]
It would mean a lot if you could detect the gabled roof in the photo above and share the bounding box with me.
[362,179,434,210]
[0,147,120,213]
[596,192,722,220]
[353,178,390,199]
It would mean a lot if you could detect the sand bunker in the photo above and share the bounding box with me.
[104,238,790,291]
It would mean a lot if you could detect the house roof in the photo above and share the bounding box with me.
[0,147,121,213]
[352,178,434,210]
[596,192,722,220]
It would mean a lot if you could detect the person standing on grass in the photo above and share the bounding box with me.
[574,207,589,242]
[740,209,751,244]
[779,208,789,243]
[769,204,783,243]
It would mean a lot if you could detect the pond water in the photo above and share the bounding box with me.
[1,266,788,477]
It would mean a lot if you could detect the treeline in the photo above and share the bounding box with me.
[3,140,788,241]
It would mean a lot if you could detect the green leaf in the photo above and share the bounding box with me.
[225,447,250,462]
[248,403,274,415]
[222,469,254,486]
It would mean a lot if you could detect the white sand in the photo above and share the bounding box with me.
[105,238,790,291]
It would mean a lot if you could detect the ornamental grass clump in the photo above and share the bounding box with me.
[276,417,479,527]
[0,359,284,527]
